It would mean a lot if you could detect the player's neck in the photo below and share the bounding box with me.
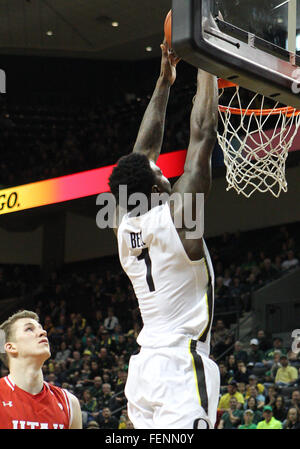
[9,361,44,395]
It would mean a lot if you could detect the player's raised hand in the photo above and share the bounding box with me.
[160,40,181,86]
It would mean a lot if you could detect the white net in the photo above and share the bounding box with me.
[218,84,300,198]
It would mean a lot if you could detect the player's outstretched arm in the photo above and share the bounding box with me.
[132,41,180,162]
[173,69,218,199]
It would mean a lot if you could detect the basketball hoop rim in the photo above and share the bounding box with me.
[218,78,300,117]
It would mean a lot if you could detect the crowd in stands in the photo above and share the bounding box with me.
[0,220,299,428]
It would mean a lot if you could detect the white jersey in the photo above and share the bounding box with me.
[117,202,214,354]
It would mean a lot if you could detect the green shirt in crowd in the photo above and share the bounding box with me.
[239,423,257,429]
[256,417,282,429]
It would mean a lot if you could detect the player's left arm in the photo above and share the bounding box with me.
[69,392,83,429]
[132,41,180,162]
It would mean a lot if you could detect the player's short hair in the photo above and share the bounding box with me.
[108,153,156,208]
[0,310,39,367]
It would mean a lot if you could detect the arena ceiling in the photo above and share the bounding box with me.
[0,0,172,60]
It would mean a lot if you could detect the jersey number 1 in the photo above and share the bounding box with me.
[137,248,155,292]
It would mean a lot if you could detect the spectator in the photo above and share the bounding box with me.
[244,396,262,424]
[215,276,229,307]
[237,382,246,399]
[281,250,299,271]
[55,341,71,364]
[283,407,300,429]
[260,258,278,283]
[218,361,232,387]
[272,395,288,423]
[287,389,300,413]
[211,320,229,347]
[104,308,119,333]
[256,329,272,352]
[275,355,298,386]
[81,389,98,414]
[247,339,265,367]
[226,354,238,377]
[98,383,113,409]
[238,409,257,429]
[235,361,250,384]
[264,337,287,365]
[86,420,100,429]
[89,376,103,404]
[264,384,279,409]
[218,380,245,411]
[269,350,283,380]
[97,347,114,371]
[245,375,265,398]
[256,405,283,429]
[217,397,243,429]
[97,407,119,429]
[233,341,248,365]
[246,386,265,410]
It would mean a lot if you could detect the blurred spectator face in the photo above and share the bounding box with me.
[257,330,265,339]
[280,356,289,367]
[91,361,98,371]
[94,377,102,388]
[227,384,237,395]
[229,397,238,410]
[100,348,107,357]
[73,351,80,360]
[102,408,111,419]
[83,390,91,401]
[103,373,110,383]
[219,363,227,374]
[216,277,223,287]
[292,390,300,403]
[248,376,257,385]
[228,355,235,365]
[273,350,282,362]
[102,384,111,395]
[287,408,298,423]
[237,382,246,394]
[248,397,256,409]
[263,409,273,423]
[249,386,258,397]
[234,341,242,351]
[267,386,276,396]
[237,361,245,371]
[244,411,254,425]
[216,320,225,331]
[126,420,134,429]
[275,396,284,408]
[273,338,283,349]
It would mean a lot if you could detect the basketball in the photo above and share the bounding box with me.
[164,10,172,48]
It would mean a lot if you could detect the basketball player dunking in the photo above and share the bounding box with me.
[0,310,82,429]
[108,39,220,429]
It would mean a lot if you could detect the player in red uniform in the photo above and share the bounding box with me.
[0,310,82,429]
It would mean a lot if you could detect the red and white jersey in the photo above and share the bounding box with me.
[0,376,72,429]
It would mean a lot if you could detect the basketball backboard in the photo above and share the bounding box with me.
[172,0,300,109]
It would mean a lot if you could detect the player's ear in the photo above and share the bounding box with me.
[5,341,17,356]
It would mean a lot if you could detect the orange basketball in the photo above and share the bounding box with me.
[164,10,172,48]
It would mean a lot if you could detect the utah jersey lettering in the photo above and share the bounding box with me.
[118,202,214,352]
[0,376,72,429]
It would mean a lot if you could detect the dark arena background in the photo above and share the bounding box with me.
[0,0,300,434]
